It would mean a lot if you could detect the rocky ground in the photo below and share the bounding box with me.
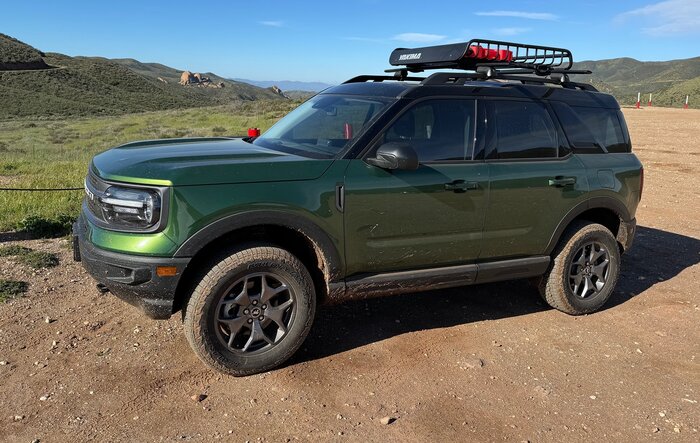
[0,107,698,442]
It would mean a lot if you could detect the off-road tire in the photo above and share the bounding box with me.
[183,246,316,376]
[539,222,620,315]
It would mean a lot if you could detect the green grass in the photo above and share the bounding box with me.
[0,100,300,231]
[16,214,74,238]
[16,250,59,269]
[0,244,32,256]
[0,245,32,256]
[0,244,59,268]
[0,279,28,302]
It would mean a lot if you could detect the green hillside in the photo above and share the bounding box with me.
[0,33,51,70]
[109,57,275,99]
[654,76,700,108]
[0,35,284,120]
[573,56,700,107]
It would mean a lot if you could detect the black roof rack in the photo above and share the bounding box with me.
[343,75,426,84]
[384,38,592,86]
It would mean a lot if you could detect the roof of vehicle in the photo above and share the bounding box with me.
[321,80,620,109]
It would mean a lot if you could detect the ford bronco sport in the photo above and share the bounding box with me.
[74,40,643,375]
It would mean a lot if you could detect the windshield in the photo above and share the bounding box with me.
[253,95,394,158]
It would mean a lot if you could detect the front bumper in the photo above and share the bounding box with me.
[73,216,190,319]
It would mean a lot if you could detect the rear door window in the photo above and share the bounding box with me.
[489,100,558,159]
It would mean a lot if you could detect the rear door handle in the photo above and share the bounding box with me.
[548,176,576,187]
[445,180,479,193]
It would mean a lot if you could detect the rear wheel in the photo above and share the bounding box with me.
[539,222,620,315]
[184,246,315,376]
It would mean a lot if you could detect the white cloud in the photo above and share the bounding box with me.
[492,27,532,37]
[259,20,284,27]
[475,11,558,21]
[617,0,700,35]
[392,33,446,43]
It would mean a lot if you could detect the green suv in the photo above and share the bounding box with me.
[74,40,643,375]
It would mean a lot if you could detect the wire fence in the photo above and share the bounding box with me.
[0,187,83,192]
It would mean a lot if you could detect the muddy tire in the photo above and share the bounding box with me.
[183,246,316,376]
[539,222,620,315]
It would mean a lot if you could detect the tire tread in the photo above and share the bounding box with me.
[183,245,315,376]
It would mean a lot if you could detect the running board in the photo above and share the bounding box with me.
[341,256,550,300]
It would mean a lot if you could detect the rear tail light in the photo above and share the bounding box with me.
[639,166,644,201]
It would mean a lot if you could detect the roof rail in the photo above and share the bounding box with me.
[387,38,591,78]
[420,71,598,91]
[343,75,425,84]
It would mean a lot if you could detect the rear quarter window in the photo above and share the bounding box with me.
[553,103,630,153]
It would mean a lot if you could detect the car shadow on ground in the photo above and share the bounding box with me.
[608,225,700,308]
[293,226,700,364]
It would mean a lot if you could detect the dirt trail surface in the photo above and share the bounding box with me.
[1,107,699,442]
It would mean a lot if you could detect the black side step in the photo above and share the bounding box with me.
[343,256,550,300]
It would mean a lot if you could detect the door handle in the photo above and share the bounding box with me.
[548,176,576,187]
[444,180,479,193]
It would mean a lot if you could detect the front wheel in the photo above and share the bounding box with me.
[184,246,316,376]
[539,222,621,315]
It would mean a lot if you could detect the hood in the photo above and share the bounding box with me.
[91,137,334,186]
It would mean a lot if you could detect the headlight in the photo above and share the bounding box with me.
[97,186,161,229]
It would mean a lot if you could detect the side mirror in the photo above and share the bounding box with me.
[366,142,419,171]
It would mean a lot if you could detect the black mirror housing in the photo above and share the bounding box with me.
[366,142,419,170]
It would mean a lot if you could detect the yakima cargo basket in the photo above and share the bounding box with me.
[389,39,585,76]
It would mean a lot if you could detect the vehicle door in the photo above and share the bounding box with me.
[480,99,589,260]
[343,98,489,276]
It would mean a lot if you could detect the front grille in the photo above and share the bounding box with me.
[85,172,108,223]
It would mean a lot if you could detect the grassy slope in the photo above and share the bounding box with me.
[573,56,700,107]
[0,101,299,231]
[0,35,284,119]
[653,76,700,107]
[0,53,284,119]
[108,57,281,99]
[0,33,49,69]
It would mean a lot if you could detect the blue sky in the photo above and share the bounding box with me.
[2,0,699,83]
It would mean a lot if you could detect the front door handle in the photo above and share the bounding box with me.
[445,180,479,193]
[548,176,576,187]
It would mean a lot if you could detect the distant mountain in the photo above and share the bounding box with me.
[0,34,284,119]
[572,56,700,107]
[233,78,334,92]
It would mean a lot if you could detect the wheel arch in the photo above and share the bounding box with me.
[545,197,632,255]
[172,211,344,313]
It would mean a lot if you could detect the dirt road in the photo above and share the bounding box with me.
[1,107,698,442]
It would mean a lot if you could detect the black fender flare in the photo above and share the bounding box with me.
[173,210,344,282]
[544,197,632,255]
